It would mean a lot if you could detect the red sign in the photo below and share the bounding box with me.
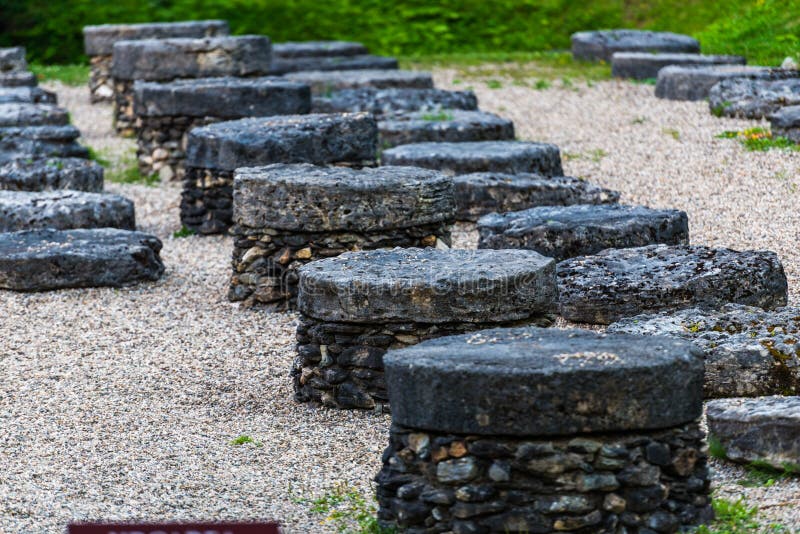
[67,522,281,534]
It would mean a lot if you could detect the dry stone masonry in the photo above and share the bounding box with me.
[0,72,37,88]
[312,87,478,115]
[229,164,454,308]
[557,244,788,324]
[182,112,377,234]
[655,65,771,101]
[708,70,800,119]
[611,53,746,80]
[571,30,700,62]
[0,158,103,192]
[294,248,558,411]
[0,47,28,73]
[478,204,689,261]
[133,76,311,181]
[0,87,57,104]
[0,125,88,164]
[377,326,712,533]
[378,110,514,149]
[83,20,229,103]
[0,190,134,232]
[285,69,434,96]
[111,35,272,135]
[769,105,800,143]
[0,103,69,127]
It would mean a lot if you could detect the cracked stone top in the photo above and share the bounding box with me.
[0,125,88,164]
[384,326,704,436]
[133,77,311,118]
[0,72,37,88]
[0,103,69,127]
[381,141,563,176]
[709,71,800,119]
[478,204,689,261]
[0,190,135,232]
[233,163,454,232]
[611,52,746,80]
[185,112,377,171]
[83,20,229,56]
[0,87,56,105]
[0,158,103,192]
[571,30,700,62]
[0,47,27,73]
[285,69,434,95]
[557,244,788,324]
[378,110,515,146]
[111,35,271,81]
[313,87,478,115]
[297,247,557,324]
[270,55,398,75]
[272,41,368,59]
[656,65,772,101]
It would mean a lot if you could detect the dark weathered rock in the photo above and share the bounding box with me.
[312,87,479,115]
[769,105,800,143]
[478,204,689,261]
[0,190,134,232]
[272,41,368,59]
[0,103,69,127]
[611,53,745,80]
[557,245,788,324]
[271,55,398,75]
[0,228,164,291]
[708,70,800,119]
[453,172,619,222]
[0,71,37,88]
[0,87,57,105]
[0,47,27,73]
[0,125,88,164]
[609,304,800,398]
[298,248,557,324]
[83,20,229,56]
[0,158,103,192]
[381,141,563,176]
[571,30,700,62]
[378,110,514,148]
[385,326,703,435]
[285,69,434,96]
[707,396,800,470]
[656,65,771,101]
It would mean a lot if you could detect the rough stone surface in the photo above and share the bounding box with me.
[571,30,700,62]
[0,47,27,73]
[708,70,800,119]
[611,53,746,80]
[0,103,69,127]
[478,204,689,261]
[284,69,434,96]
[656,65,771,101]
[608,304,800,398]
[0,125,88,164]
[378,110,515,148]
[557,245,789,324]
[0,158,104,192]
[272,41,368,59]
[0,87,56,104]
[0,228,164,291]
[270,54,397,75]
[707,396,800,470]
[83,20,229,56]
[453,173,620,222]
[381,141,563,176]
[769,105,800,143]
[0,71,37,88]
[312,87,478,115]
[298,247,557,324]
[0,190,135,232]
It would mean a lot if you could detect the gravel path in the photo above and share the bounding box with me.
[0,76,797,532]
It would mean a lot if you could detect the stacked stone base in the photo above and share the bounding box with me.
[230,223,451,309]
[89,55,113,103]
[180,166,235,234]
[138,115,215,181]
[376,422,712,533]
[113,80,137,135]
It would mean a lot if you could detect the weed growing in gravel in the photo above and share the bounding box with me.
[716,128,800,152]
[485,79,502,89]
[29,64,89,86]
[86,147,110,167]
[420,111,454,121]
[107,160,160,187]
[298,483,394,533]
[663,128,681,141]
[534,79,551,90]
[563,149,608,163]
[172,226,196,239]
[631,116,648,124]
[711,101,733,118]
[695,498,787,533]
[632,78,658,86]
[230,434,262,447]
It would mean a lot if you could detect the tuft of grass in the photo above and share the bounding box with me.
[420,111,454,121]
[296,483,394,534]
[29,64,89,86]
[86,147,110,167]
[485,79,502,89]
[230,434,262,447]
[632,77,658,85]
[663,128,681,141]
[696,497,788,533]
[534,79,551,90]
[172,226,196,239]
[716,127,800,152]
[708,435,727,459]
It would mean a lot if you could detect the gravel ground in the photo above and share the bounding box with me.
[0,76,797,532]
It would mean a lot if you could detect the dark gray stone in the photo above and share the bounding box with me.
[0,228,164,291]
[271,54,398,75]
[0,190,134,232]
[0,125,88,164]
[453,172,619,222]
[0,87,57,104]
[707,396,800,470]
[0,72,37,88]
[708,70,800,119]
[611,53,745,80]
[133,76,311,118]
[557,245,788,324]
[384,326,704,435]
[769,105,800,143]
[83,20,230,56]
[378,110,514,148]
[608,304,800,398]
[273,41,368,59]
[233,163,453,232]
[656,65,771,101]
[0,47,27,73]
[381,141,563,176]
[297,247,557,324]
[0,158,103,192]
[0,103,69,127]
[312,87,478,115]
[571,30,700,62]
[185,112,377,171]
[478,204,689,261]
[284,69,434,96]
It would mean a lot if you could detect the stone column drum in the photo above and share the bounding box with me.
[229,164,455,309]
[294,248,558,411]
[377,326,713,533]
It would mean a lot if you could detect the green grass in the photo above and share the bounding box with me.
[89,148,160,187]
[229,434,262,447]
[695,498,787,534]
[663,128,681,141]
[420,110,454,121]
[716,127,800,152]
[29,64,89,86]
[172,226,196,239]
[295,484,394,534]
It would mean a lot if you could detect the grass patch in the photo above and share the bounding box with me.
[296,483,393,533]
[485,79,502,89]
[91,148,160,187]
[632,77,658,85]
[564,148,608,163]
[230,434,262,447]
[29,64,89,86]
[172,226,196,239]
[716,127,800,152]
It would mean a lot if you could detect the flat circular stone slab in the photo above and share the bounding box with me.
[270,54,398,75]
[384,326,704,436]
[0,158,103,192]
[0,228,164,291]
[234,163,453,232]
[0,87,56,105]
[571,30,699,62]
[298,247,557,324]
[378,110,514,148]
[478,204,689,261]
[0,103,69,127]
[454,172,619,222]
[611,53,745,80]
[284,69,434,96]
[0,125,88,164]
[709,71,800,119]
[557,245,788,324]
[0,72,37,88]
[656,65,771,101]
[381,141,563,176]
[133,77,311,119]
[707,396,800,470]
[273,41,368,59]
[0,190,134,232]
[185,112,377,171]
[312,87,478,115]
[609,304,800,398]
[0,47,27,73]
[83,20,229,56]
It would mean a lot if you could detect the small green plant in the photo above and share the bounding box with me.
[589,148,608,162]
[420,111,454,121]
[534,79,551,90]
[485,79,502,89]
[632,77,657,85]
[298,483,394,533]
[86,147,110,167]
[107,162,160,187]
[716,127,800,152]
[29,64,89,86]
[708,435,727,459]
[711,101,733,118]
[173,225,196,239]
[230,434,262,447]
[663,128,681,140]
[695,497,787,533]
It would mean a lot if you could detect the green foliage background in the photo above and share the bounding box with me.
[1,0,798,65]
